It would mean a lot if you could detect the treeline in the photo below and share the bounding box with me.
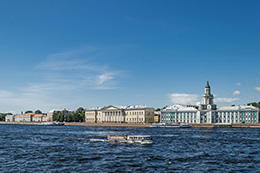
[53,107,85,122]
[25,110,43,114]
[0,113,12,121]
[247,102,260,109]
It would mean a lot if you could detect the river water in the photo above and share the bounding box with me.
[0,125,259,172]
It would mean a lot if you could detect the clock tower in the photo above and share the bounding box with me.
[199,81,216,110]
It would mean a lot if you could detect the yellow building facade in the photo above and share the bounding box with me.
[85,105,154,124]
[125,108,154,123]
[85,110,97,123]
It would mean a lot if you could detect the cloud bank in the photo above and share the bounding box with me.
[255,87,260,92]
[232,90,240,96]
[169,93,199,105]
[215,97,240,103]
[0,46,124,113]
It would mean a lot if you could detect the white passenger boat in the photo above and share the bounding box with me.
[150,123,180,128]
[179,123,192,128]
[150,123,166,128]
[107,135,153,145]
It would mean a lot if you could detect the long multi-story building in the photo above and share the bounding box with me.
[85,105,154,124]
[161,81,259,124]
[6,113,48,122]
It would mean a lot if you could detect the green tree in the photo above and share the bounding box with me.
[52,108,85,122]
[66,113,74,122]
[25,110,33,114]
[0,114,6,121]
[53,111,63,121]
[76,107,85,122]
[0,113,12,121]
[248,102,258,108]
[57,111,64,122]
[247,102,260,110]
[35,110,42,114]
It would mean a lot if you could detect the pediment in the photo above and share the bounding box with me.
[101,105,119,111]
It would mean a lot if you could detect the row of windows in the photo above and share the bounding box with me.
[215,115,256,120]
[126,111,144,115]
[162,117,195,120]
[161,115,196,119]
[163,111,257,116]
[92,111,147,116]
[126,118,144,121]
[214,119,257,123]
[86,118,95,121]
[85,113,95,116]
[217,111,256,116]
[104,111,122,116]
[162,112,196,116]
[161,119,196,123]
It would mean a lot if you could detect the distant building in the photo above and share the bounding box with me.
[153,112,160,123]
[125,106,154,123]
[161,105,198,124]
[47,111,54,122]
[32,114,48,122]
[5,113,48,122]
[161,81,259,124]
[98,105,126,123]
[85,109,99,123]
[85,105,154,124]
[14,113,33,122]
[5,114,15,122]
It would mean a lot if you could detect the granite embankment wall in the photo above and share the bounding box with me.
[1,121,260,128]
[65,122,260,128]
[65,122,152,128]
[189,123,260,128]
[0,122,39,125]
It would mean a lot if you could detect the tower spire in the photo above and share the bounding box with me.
[199,81,216,110]
[206,81,210,88]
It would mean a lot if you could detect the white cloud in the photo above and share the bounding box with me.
[195,101,201,105]
[232,90,240,96]
[37,46,105,72]
[37,47,121,91]
[97,72,116,85]
[215,97,240,103]
[255,87,260,92]
[169,93,199,105]
[0,90,13,98]
[0,47,124,113]
[236,82,241,86]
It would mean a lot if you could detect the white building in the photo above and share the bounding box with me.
[161,81,259,124]
[5,114,15,122]
[5,113,48,122]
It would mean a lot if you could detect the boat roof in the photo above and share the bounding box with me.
[108,134,151,137]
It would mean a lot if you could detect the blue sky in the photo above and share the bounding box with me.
[0,0,260,113]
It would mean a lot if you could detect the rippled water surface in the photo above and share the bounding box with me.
[0,125,260,172]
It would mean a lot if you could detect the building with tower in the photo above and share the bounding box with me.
[161,81,259,124]
[199,81,216,110]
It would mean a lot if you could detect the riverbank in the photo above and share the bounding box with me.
[1,121,260,128]
[0,122,39,125]
[65,122,260,128]
[65,122,152,128]
[190,123,260,128]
